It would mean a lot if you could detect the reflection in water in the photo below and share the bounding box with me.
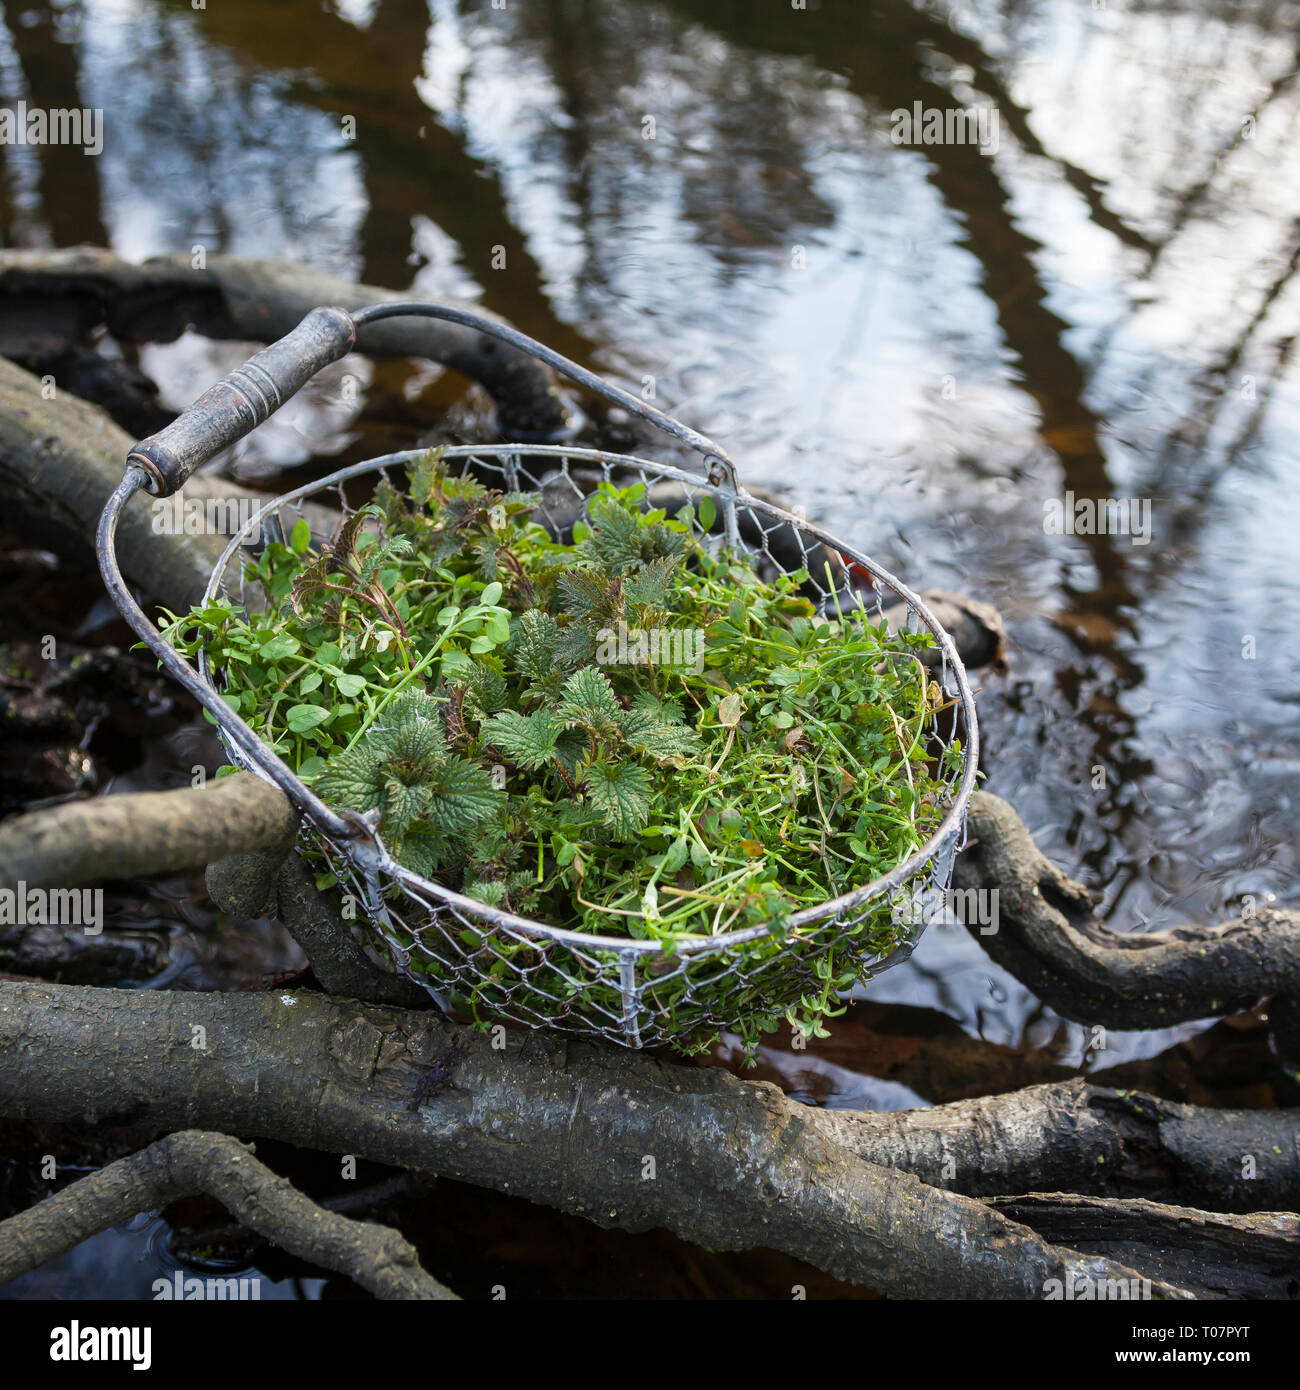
[1,0,1297,1069]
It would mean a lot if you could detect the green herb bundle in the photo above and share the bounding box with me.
[162,453,957,1050]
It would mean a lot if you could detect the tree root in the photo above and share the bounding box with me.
[819,1078,1300,1213]
[265,853,431,1009]
[0,1128,455,1299]
[0,772,296,893]
[985,1195,1300,1300]
[167,1173,423,1268]
[4,981,1295,1294]
[0,246,571,439]
[0,979,1221,1299]
[953,790,1300,1050]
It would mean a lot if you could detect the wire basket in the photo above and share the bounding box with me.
[98,302,979,1051]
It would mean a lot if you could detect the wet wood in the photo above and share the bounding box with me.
[0,772,296,893]
[954,790,1300,1058]
[0,246,571,438]
[0,979,1193,1299]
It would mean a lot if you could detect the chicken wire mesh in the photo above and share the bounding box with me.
[194,443,979,1050]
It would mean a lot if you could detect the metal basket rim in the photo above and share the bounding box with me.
[199,443,980,956]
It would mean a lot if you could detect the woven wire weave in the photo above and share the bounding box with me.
[199,444,978,1049]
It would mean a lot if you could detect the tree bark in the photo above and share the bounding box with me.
[954,791,1300,1048]
[0,1129,455,1299]
[0,772,297,894]
[0,247,571,438]
[0,979,1194,1299]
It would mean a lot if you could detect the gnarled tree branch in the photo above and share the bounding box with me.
[0,1129,455,1300]
[953,790,1300,1048]
[0,772,296,893]
[0,979,1200,1299]
[0,247,571,439]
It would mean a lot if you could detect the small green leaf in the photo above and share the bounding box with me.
[260,633,300,659]
[662,837,689,873]
[286,704,330,732]
[440,648,472,679]
[697,494,717,531]
[290,518,312,553]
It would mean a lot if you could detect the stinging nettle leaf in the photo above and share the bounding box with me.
[580,755,651,837]
[622,553,680,607]
[486,709,561,770]
[556,666,624,737]
[557,567,613,620]
[421,758,504,833]
[618,703,701,763]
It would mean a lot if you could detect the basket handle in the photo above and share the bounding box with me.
[128,306,357,497]
[352,301,740,491]
[125,300,740,498]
